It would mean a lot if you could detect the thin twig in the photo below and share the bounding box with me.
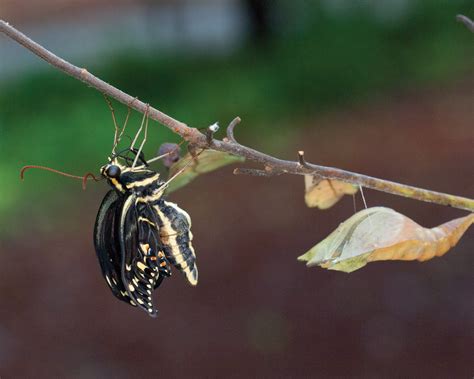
[1,19,473,212]
[456,14,474,32]
[226,117,241,143]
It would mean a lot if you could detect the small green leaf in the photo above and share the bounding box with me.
[166,150,244,193]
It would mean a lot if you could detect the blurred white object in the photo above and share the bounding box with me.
[0,0,246,82]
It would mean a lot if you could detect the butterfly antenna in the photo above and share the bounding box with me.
[20,165,100,190]
[82,172,102,190]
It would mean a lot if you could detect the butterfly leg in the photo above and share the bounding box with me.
[157,251,172,277]
[104,95,133,154]
[131,105,150,167]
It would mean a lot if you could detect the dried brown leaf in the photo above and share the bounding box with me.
[298,207,474,273]
[304,175,358,209]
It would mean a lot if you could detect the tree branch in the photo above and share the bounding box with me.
[1,19,473,212]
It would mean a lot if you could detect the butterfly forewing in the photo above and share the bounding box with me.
[93,190,136,306]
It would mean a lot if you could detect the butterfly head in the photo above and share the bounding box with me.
[102,162,122,179]
[100,156,162,194]
[100,158,128,192]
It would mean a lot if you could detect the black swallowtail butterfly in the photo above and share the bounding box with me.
[94,149,198,317]
[21,101,201,317]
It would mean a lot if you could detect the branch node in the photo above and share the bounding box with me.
[226,117,242,144]
[128,96,138,107]
[187,143,199,156]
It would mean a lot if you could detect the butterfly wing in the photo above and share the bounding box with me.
[154,200,198,286]
[119,195,166,317]
[93,190,136,306]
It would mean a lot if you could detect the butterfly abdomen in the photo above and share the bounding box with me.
[154,200,198,286]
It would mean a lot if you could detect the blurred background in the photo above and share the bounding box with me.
[0,1,473,377]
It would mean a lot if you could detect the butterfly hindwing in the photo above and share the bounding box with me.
[119,195,166,317]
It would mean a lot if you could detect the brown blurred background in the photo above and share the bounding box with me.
[0,1,473,378]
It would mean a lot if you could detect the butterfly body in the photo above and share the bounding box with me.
[94,157,198,317]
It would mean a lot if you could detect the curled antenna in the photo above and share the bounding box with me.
[20,165,100,190]
[82,172,101,190]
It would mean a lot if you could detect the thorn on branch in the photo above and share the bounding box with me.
[297,150,310,169]
[205,122,219,146]
[226,117,241,144]
[456,14,474,32]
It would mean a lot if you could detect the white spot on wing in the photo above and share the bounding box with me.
[137,262,147,271]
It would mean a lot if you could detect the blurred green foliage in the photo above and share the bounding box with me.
[0,1,472,233]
